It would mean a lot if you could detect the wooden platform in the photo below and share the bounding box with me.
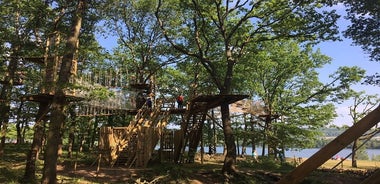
[74,94,248,117]
[20,94,248,117]
[188,94,249,113]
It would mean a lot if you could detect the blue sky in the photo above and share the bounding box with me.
[316,5,380,126]
[317,38,379,126]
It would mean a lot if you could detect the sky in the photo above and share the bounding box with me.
[96,4,379,127]
[316,5,380,127]
[317,39,380,127]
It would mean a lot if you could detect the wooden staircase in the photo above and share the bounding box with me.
[113,132,138,167]
[111,101,172,167]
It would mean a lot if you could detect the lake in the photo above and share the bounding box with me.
[206,147,380,160]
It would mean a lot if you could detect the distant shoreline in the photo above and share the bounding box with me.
[205,147,380,160]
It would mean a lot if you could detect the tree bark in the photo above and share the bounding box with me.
[41,0,85,183]
[241,114,248,156]
[220,52,238,176]
[352,139,358,167]
[221,102,237,175]
[23,13,58,182]
[16,101,25,144]
[0,45,20,156]
[23,102,49,182]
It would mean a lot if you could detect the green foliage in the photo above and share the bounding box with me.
[0,144,32,183]
[342,0,380,61]
[1,1,376,182]
[156,67,191,97]
[6,123,34,142]
[356,148,369,160]
[349,91,380,123]
[87,86,115,100]
[235,39,363,150]
[368,139,380,149]
[341,0,380,86]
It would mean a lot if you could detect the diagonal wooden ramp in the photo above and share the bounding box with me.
[278,104,380,184]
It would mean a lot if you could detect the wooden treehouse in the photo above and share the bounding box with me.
[98,94,248,168]
[20,56,85,105]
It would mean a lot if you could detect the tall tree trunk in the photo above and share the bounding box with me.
[251,117,257,156]
[43,99,66,184]
[0,45,20,156]
[221,55,237,176]
[207,118,214,154]
[23,102,49,182]
[16,101,25,144]
[41,1,85,183]
[221,102,237,175]
[67,107,76,158]
[211,110,217,154]
[241,114,248,156]
[265,115,275,158]
[90,117,99,149]
[24,16,58,182]
[352,139,358,167]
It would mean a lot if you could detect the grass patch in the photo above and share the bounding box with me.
[1,144,378,183]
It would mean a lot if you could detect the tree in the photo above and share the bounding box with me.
[0,0,47,156]
[348,91,380,167]
[237,40,364,158]
[99,0,181,105]
[22,0,62,180]
[41,0,86,183]
[156,0,340,175]
[342,0,380,62]
[341,0,380,86]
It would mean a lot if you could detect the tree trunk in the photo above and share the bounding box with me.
[24,14,58,182]
[67,108,76,158]
[265,115,275,158]
[41,1,85,183]
[211,110,217,154]
[241,114,248,156]
[0,45,20,156]
[236,133,240,156]
[90,117,98,149]
[220,52,238,177]
[251,119,257,156]
[42,100,66,184]
[221,102,237,175]
[23,102,49,182]
[352,139,358,167]
[16,101,25,144]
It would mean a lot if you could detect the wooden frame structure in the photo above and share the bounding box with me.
[98,94,249,167]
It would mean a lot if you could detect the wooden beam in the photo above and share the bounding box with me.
[278,105,380,184]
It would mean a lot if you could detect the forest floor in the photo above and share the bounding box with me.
[55,154,376,184]
[1,144,379,184]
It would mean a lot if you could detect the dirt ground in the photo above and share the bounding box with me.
[55,155,373,184]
